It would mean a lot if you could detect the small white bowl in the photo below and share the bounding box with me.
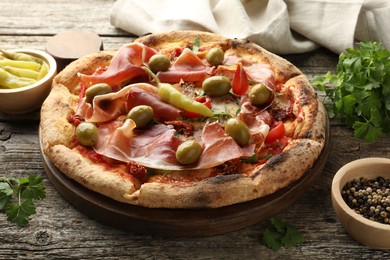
[332,157,390,249]
[0,49,57,114]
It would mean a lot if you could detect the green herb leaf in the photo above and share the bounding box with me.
[263,227,283,250]
[0,182,13,210]
[273,217,288,233]
[20,175,46,200]
[311,41,390,141]
[191,37,201,52]
[240,153,259,164]
[0,174,45,227]
[6,199,36,227]
[281,226,305,248]
[262,217,305,250]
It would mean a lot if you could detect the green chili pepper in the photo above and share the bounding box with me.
[158,83,214,117]
[0,67,36,89]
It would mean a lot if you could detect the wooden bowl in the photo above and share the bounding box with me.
[331,157,390,249]
[0,49,57,114]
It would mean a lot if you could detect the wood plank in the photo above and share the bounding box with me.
[0,0,121,36]
[1,0,390,257]
[0,35,134,53]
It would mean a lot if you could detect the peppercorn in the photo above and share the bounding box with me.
[342,176,390,225]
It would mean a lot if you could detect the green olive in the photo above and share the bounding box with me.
[175,140,203,165]
[202,76,231,97]
[85,83,112,103]
[148,54,171,73]
[248,83,271,106]
[76,122,99,146]
[206,47,224,66]
[224,118,250,146]
[127,105,154,128]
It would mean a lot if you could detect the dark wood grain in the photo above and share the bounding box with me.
[1,0,390,259]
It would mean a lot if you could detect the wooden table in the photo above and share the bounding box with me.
[1,0,390,259]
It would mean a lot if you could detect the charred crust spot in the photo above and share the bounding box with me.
[193,192,213,206]
[139,35,158,47]
[277,64,301,82]
[299,130,312,139]
[263,152,288,171]
[231,39,240,49]
[207,174,240,185]
[300,85,315,106]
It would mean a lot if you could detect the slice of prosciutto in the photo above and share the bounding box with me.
[77,83,182,123]
[244,64,276,90]
[78,42,157,87]
[93,121,254,170]
[157,48,211,83]
[238,100,271,149]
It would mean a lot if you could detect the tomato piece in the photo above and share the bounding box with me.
[232,63,249,96]
[127,161,148,184]
[266,136,290,155]
[265,121,285,144]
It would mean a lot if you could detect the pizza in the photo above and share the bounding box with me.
[40,31,326,208]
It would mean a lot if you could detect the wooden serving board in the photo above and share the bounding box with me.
[39,119,330,237]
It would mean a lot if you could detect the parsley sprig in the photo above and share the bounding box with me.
[0,175,45,227]
[312,42,390,141]
[262,217,305,250]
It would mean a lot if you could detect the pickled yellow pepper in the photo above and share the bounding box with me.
[142,66,214,117]
[0,67,36,89]
[0,50,48,89]
[158,83,214,117]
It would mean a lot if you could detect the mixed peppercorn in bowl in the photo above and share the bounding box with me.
[332,157,390,249]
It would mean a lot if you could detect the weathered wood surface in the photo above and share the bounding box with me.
[1,0,390,259]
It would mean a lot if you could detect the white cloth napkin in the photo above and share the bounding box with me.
[110,0,390,54]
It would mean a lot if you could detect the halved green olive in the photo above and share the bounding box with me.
[127,105,154,128]
[202,76,231,97]
[248,83,271,106]
[148,54,171,73]
[176,140,202,165]
[206,47,224,66]
[225,118,250,146]
[85,83,112,103]
[76,122,99,146]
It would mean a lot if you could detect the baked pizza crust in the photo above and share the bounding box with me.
[40,51,139,202]
[284,75,327,143]
[49,145,137,203]
[40,30,326,209]
[136,31,303,83]
[127,139,322,208]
